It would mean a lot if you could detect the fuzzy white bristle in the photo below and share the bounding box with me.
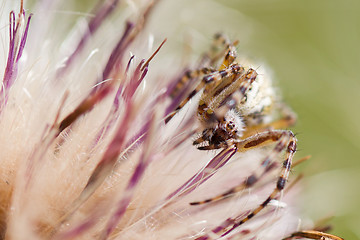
[225,108,245,137]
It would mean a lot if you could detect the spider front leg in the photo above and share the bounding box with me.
[227,131,296,234]
[243,103,297,138]
[200,33,238,69]
[191,130,297,235]
[170,34,237,100]
[283,230,344,240]
[165,64,244,123]
[169,67,215,100]
[190,130,296,204]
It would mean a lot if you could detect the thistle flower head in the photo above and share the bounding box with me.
[0,1,343,240]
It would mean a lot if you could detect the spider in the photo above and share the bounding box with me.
[165,33,298,234]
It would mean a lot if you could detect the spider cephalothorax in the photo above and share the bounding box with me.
[194,108,244,150]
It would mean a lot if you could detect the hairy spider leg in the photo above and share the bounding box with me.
[169,67,216,99]
[221,131,296,237]
[191,131,297,238]
[170,33,235,99]
[242,103,297,138]
[219,42,238,70]
[283,230,344,240]
[165,64,244,123]
[197,67,250,122]
[200,33,236,68]
[191,130,296,204]
[206,68,258,111]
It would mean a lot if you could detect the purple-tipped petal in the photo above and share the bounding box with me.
[122,92,166,153]
[1,10,32,110]
[166,147,237,200]
[57,0,121,76]
[91,55,147,147]
[15,12,32,62]
[58,84,112,133]
[97,0,160,87]
[100,111,156,239]
[101,157,148,239]
[122,59,145,101]
[55,213,99,240]
[64,100,134,221]
[99,21,134,86]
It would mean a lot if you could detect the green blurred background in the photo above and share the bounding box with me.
[28,0,360,238]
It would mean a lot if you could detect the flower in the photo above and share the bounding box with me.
[0,1,343,240]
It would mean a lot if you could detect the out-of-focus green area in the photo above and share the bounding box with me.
[149,0,360,239]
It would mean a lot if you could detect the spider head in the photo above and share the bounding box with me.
[219,108,244,139]
[195,109,244,149]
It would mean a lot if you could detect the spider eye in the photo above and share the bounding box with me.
[226,121,234,130]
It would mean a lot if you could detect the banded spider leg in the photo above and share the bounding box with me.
[195,130,296,237]
[167,33,239,116]
[165,63,245,124]
[283,230,344,240]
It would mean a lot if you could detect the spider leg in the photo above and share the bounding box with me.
[169,67,215,99]
[197,143,223,150]
[197,68,257,127]
[191,131,296,238]
[165,64,244,123]
[201,33,229,65]
[201,33,237,68]
[283,230,344,240]
[219,40,238,70]
[273,102,297,128]
[214,68,258,109]
[191,131,297,237]
[193,129,212,145]
[221,131,296,237]
[190,130,295,205]
[242,104,297,138]
[170,34,237,100]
